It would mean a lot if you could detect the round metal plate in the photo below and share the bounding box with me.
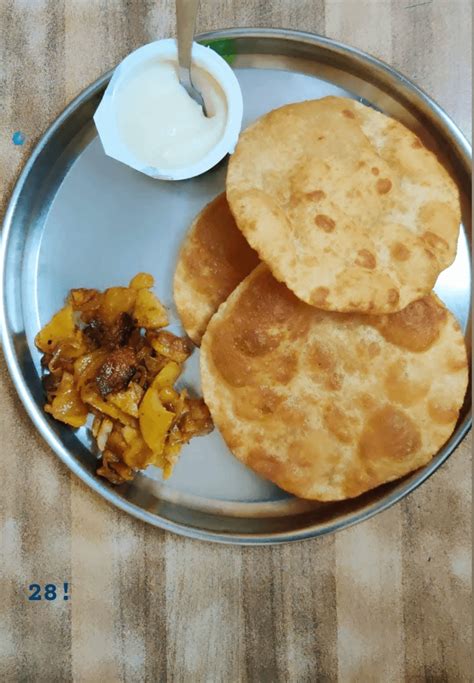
[1,29,471,544]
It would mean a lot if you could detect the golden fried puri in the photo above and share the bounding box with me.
[200,265,468,501]
[226,97,461,314]
[174,193,259,344]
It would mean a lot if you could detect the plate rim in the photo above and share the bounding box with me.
[1,27,471,545]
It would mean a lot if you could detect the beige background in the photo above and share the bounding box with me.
[0,1,472,681]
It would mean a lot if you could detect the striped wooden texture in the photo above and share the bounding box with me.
[0,1,471,680]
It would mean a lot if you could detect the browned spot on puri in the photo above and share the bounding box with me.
[235,328,281,357]
[355,249,376,269]
[387,288,399,305]
[274,352,299,385]
[306,190,326,201]
[302,255,318,269]
[326,372,343,391]
[184,193,259,299]
[247,448,282,481]
[284,405,307,428]
[384,362,429,407]
[418,203,456,251]
[371,167,380,176]
[310,287,330,306]
[323,405,354,443]
[210,269,302,386]
[286,434,336,487]
[423,231,449,252]
[357,393,377,410]
[372,295,448,352]
[346,188,362,198]
[391,242,410,261]
[428,401,459,425]
[376,178,392,194]
[235,387,284,421]
[226,434,243,452]
[259,388,283,414]
[345,347,363,372]
[367,342,380,358]
[307,342,342,390]
[353,342,379,366]
[411,137,423,149]
[315,214,336,232]
[342,109,355,119]
[423,248,437,263]
[359,405,421,462]
[446,354,467,372]
[308,341,336,373]
[210,271,290,386]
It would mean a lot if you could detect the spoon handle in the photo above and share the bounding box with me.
[176,0,200,77]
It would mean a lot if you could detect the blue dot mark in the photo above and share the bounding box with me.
[12,131,25,146]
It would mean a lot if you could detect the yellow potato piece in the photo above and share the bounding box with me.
[134,289,168,329]
[106,428,127,456]
[124,441,154,470]
[74,350,108,389]
[139,387,174,454]
[96,418,113,451]
[122,424,140,445]
[45,372,88,428]
[163,464,172,479]
[129,272,155,290]
[159,386,179,406]
[108,382,144,417]
[35,305,75,353]
[163,442,183,476]
[100,287,137,325]
[149,331,191,362]
[48,336,90,372]
[81,387,136,426]
[152,361,181,391]
[175,389,188,418]
[162,443,182,478]
[121,425,154,469]
[69,288,102,320]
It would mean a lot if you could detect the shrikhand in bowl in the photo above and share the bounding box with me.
[94,39,243,181]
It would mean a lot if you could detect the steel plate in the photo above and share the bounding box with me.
[1,29,471,544]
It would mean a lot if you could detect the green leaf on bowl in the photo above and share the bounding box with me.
[199,39,236,65]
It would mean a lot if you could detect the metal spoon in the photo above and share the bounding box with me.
[176,0,207,115]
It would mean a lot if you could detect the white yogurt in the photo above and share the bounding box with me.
[115,59,228,170]
[94,39,243,180]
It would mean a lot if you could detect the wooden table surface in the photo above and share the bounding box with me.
[0,1,471,681]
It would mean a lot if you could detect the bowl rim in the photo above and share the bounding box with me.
[93,38,244,180]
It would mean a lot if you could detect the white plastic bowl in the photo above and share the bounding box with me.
[94,39,243,181]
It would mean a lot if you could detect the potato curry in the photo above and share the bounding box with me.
[35,273,213,484]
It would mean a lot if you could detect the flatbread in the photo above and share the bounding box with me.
[174,193,259,344]
[200,264,468,501]
[226,97,461,314]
